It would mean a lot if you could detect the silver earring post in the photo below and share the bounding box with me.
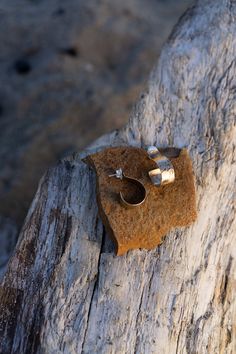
[108,168,123,180]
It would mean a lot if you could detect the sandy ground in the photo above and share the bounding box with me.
[0,0,193,275]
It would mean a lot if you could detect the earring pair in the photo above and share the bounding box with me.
[109,146,175,208]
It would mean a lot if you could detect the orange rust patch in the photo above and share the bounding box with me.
[84,146,197,255]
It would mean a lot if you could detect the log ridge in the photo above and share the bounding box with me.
[1,1,236,353]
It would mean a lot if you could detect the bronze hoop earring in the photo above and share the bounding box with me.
[109,168,147,208]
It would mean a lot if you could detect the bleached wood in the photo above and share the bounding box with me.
[1,0,236,353]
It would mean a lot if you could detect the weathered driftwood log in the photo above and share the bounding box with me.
[1,0,236,353]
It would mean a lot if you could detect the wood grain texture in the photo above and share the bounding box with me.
[1,0,236,353]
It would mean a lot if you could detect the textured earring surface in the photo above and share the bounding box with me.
[146,146,175,186]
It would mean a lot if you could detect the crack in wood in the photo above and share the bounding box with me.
[81,226,106,353]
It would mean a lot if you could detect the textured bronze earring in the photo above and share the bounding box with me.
[146,146,175,186]
[109,168,147,208]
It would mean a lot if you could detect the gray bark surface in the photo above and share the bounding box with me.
[0,0,236,353]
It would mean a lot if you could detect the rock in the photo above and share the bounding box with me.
[84,146,197,255]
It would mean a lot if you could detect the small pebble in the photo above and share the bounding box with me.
[61,47,78,57]
[14,59,31,75]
